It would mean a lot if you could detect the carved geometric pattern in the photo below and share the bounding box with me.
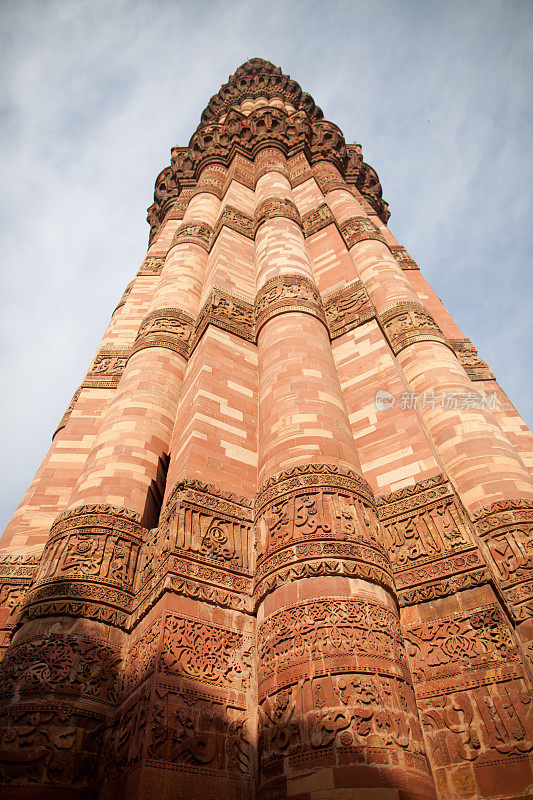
[340,216,387,248]
[0,632,122,704]
[312,162,350,195]
[0,553,39,653]
[190,287,254,355]
[255,464,392,602]
[472,499,533,622]
[379,300,448,354]
[82,347,131,389]
[377,475,488,606]
[448,337,495,381]
[324,280,375,339]
[211,204,254,244]
[301,202,335,237]
[21,505,146,626]
[402,602,533,796]
[259,596,404,676]
[389,244,419,270]
[137,255,165,276]
[254,197,302,234]
[130,307,194,359]
[170,220,213,251]
[255,274,327,334]
[160,612,253,689]
[134,480,254,618]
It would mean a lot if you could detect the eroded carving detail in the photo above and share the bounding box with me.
[170,220,213,251]
[390,245,419,270]
[380,301,448,354]
[190,287,254,354]
[255,275,326,334]
[254,197,302,234]
[340,216,386,248]
[211,205,254,244]
[449,338,495,381]
[83,347,130,389]
[324,280,375,338]
[301,202,335,237]
[138,255,165,276]
[130,307,194,359]
[473,499,533,622]
[52,386,82,439]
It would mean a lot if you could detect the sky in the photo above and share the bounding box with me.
[1,0,532,532]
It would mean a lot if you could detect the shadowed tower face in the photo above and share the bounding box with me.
[0,58,532,800]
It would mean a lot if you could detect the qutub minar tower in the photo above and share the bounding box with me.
[0,59,532,800]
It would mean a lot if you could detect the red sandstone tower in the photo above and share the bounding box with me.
[0,59,532,800]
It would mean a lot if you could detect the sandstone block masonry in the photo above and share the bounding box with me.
[0,58,532,800]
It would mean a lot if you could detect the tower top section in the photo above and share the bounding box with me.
[147,59,390,243]
[200,58,324,125]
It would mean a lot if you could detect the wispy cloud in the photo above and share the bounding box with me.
[1,0,532,529]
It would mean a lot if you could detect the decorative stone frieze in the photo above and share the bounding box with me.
[170,220,213,251]
[377,475,487,606]
[133,480,254,619]
[312,161,350,194]
[83,347,131,389]
[130,307,194,359]
[254,463,393,603]
[254,274,327,334]
[379,300,448,354]
[19,505,146,628]
[449,337,495,381]
[190,287,254,354]
[472,499,533,622]
[0,553,40,652]
[211,204,254,244]
[389,244,419,270]
[301,202,335,236]
[340,215,387,248]
[254,196,302,234]
[137,254,165,276]
[324,280,375,338]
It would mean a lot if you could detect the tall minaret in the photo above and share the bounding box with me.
[0,59,532,800]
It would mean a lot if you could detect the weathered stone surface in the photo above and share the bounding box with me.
[1,58,532,800]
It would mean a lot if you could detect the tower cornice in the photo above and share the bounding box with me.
[147,60,390,243]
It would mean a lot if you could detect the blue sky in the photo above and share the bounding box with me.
[1,0,532,532]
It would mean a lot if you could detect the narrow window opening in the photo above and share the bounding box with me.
[142,452,170,529]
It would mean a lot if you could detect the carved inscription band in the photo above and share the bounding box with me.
[254,196,302,234]
[170,220,213,251]
[379,301,448,354]
[255,274,327,334]
[129,307,194,360]
[190,287,254,355]
[377,475,488,607]
[255,464,393,603]
[472,499,533,623]
[19,505,146,630]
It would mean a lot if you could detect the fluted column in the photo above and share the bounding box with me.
[316,160,533,637]
[253,149,436,800]
[0,166,224,799]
